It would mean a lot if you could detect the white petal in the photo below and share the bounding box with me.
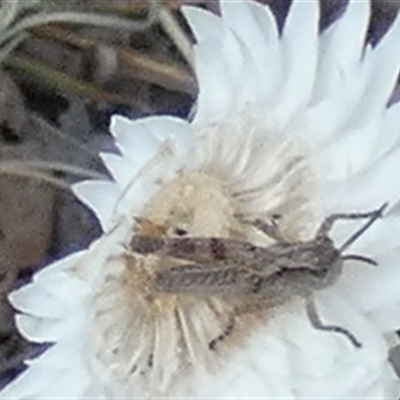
[322,147,400,215]
[376,100,400,159]
[100,152,133,189]
[10,251,89,319]
[367,302,400,333]
[337,251,400,321]
[137,115,192,157]
[220,0,282,107]
[181,5,222,43]
[113,172,160,218]
[315,121,380,181]
[72,180,120,231]
[286,1,370,145]
[312,0,370,102]
[289,67,368,148]
[183,7,249,123]
[110,115,162,167]
[351,12,400,123]
[194,41,235,123]
[0,359,90,399]
[16,308,86,343]
[199,329,292,397]
[26,340,83,368]
[33,250,85,280]
[0,363,54,399]
[10,272,89,318]
[35,368,90,399]
[272,0,319,130]
[10,283,70,319]
[19,342,91,398]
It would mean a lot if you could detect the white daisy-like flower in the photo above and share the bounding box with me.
[3,0,400,398]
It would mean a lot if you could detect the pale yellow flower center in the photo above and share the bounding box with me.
[91,118,321,397]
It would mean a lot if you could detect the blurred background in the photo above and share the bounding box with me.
[0,0,399,389]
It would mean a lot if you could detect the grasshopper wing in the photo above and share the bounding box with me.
[154,262,252,295]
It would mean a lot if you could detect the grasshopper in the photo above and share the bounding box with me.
[130,203,387,348]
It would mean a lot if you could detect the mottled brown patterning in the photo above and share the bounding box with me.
[130,203,387,348]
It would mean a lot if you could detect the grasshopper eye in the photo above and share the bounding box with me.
[271,213,282,221]
[174,227,188,237]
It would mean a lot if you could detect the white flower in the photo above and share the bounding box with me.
[3,0,400,398]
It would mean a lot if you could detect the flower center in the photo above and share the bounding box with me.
[91,117,321,396]
[143,171,236,237]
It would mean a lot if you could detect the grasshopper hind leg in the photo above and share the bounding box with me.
[306,299,362,348]
[251,218,287,242]
[208,317,235,351]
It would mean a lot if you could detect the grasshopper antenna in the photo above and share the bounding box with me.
[339,202,388,252]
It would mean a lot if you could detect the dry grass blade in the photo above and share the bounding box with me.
[30,24,197,95]
[4,55,150,110]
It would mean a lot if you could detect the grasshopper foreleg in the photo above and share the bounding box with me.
[306,299,362,348]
